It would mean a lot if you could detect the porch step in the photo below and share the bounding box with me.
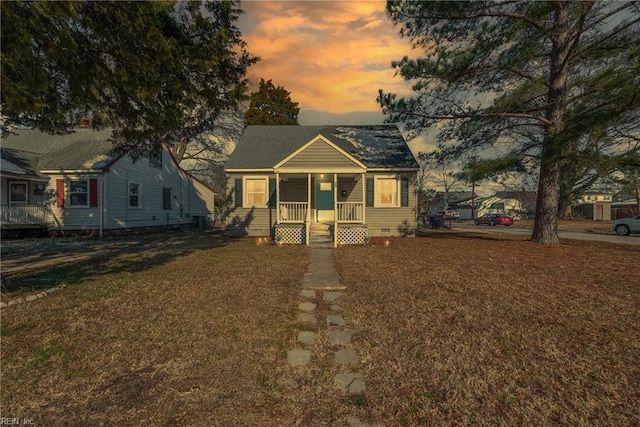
[309,222,334,247]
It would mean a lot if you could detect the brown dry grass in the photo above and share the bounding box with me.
[334,233,640,426]
[1,233,308,425]
[516,219,614,234]
[2,230,639,425]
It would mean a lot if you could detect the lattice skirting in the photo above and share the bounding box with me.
[337,225,368,245]
[275,225,306,245]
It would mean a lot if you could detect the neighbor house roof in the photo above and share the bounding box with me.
[226,125,419,170]
[0,147,48,180]
[1,129,116,171]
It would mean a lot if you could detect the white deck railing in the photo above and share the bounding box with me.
[337,202,363,223]
[0,205,50,225]
[279,202,308,223]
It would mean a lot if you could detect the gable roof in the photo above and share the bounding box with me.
[225,125,419,170]
[1,129,116,171]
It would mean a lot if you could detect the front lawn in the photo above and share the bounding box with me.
[1,236,307,425]
[334,234,640,425]
[2,231,638,425]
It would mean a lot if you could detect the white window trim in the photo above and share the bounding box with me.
[374,174,400,208]
[68,178,90,208]
[128,181,142,209]
[9,181,28,205]
[242,175,269,208]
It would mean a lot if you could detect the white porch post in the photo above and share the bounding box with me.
[333,173,338,247]
[306,173,311,246]
[275,172,280,225]
[362,172,366,224]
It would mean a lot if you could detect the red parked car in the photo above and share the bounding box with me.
[474,213,514,226]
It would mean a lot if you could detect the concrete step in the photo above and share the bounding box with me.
[310,241,333,248]
[310,225,331,232]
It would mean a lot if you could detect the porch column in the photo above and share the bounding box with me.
[333,173,338,247]
[275,172,280,224]
[306,173,311,246]
[362,172,366,224]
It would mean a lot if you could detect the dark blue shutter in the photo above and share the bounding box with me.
[366,178,374,207]
[401,177,409,207]
[235,179,242,207]
[268,178,276,208]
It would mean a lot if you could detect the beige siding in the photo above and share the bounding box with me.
[226,173,276,236]
[280,139,360,169]
[337,177,363,203]
[364,172,417,236]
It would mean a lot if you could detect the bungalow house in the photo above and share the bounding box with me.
[1,129,215,237]
[224,125,419,246]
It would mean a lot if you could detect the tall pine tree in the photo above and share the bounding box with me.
[379,1,639,244]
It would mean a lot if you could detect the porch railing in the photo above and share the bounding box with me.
[0,205,51,226]
[278,202,308,223]
[337,202,363,223]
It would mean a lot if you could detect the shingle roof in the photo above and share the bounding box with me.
[0,147,47,178]
[225,125,419,170]
[1,129,116,171]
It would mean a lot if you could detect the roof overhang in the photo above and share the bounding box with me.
[0,172,49,182]
[40,169,105,174]
[367,167,420,172]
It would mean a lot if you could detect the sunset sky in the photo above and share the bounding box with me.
[237,1,420,135]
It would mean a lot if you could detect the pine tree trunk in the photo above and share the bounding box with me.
[532,156,561,243]
[531,2,572,244]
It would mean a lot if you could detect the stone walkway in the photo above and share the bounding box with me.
[287,248,380,426]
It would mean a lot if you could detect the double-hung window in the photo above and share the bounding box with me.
[243,177,268,207]
[9,182,28,205]
[375,176,399,207]
[129,182,141,208]
[69,179,89,206]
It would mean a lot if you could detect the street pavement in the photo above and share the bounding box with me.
[451,222,640,245]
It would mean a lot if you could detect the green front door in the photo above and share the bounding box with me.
[316,179,334,221]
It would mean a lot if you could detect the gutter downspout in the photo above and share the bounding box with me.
[101,173,107,238]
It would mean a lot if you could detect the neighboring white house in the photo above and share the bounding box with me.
[1,129,214,236]
[578,190,614,204]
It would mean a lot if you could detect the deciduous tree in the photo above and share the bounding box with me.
[1,0,258,159]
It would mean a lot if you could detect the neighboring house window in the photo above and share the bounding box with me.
[9,182,28,205]
[243,176,268,207]
[69,179,89,206]
[149,151,162,168]
[129,182,141,208]
[163,187,172,210]
[375,176,399,207]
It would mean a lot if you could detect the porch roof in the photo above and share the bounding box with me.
[1,147,48,180]
[226,125,419,170]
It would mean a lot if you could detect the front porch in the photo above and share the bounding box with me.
[0,205,51,236]
[274,173,368,246]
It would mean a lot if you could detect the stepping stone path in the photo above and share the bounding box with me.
[286,248,375,426]
[289,287,366,395]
